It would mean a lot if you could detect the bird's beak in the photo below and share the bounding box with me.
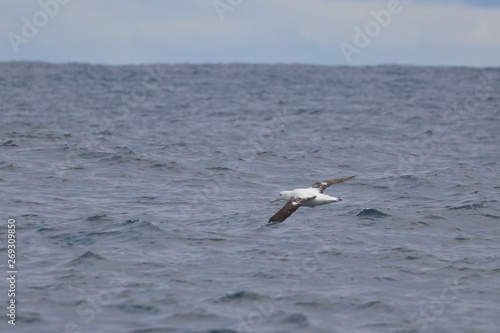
[269,197,280,203]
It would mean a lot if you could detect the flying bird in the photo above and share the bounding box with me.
[268,176,355,223]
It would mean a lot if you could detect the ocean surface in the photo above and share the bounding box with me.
[0,62,499,333]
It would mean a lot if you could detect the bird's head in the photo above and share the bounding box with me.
[269,191,292,203]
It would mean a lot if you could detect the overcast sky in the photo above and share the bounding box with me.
[1,0,499,66]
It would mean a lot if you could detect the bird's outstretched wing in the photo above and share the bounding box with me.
[268,196,316,223]
[309,176,355,193]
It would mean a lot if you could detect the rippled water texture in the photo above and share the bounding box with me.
[1,63,499,333]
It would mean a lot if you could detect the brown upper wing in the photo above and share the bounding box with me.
[309,176,356,193]
[268,196,316,223]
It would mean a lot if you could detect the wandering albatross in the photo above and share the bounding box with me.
[268,176,355,223]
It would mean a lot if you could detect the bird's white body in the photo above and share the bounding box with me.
[268,176,354,223]
[276,188,341,207]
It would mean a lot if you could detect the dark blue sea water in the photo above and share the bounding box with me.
[0,62,499,333]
